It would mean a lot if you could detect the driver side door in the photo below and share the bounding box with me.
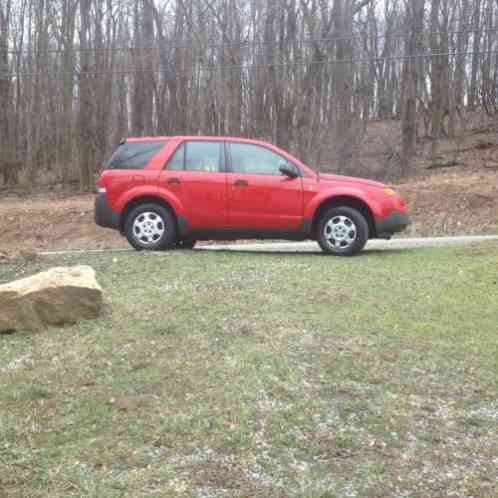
[227,142,304,231]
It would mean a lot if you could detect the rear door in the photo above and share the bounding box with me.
[159,140,228,229]
[227,142,303,230]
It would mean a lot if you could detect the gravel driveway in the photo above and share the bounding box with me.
[199,235,498,253]
[38,235,498,256]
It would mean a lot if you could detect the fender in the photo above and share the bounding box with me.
[116,185,186,217]
[304,186,383,220]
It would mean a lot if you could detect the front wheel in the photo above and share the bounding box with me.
[124,203,177,251]
[317,207,369,256]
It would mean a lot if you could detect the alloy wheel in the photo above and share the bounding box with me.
[132,212,166,246]
[323,215,358,251]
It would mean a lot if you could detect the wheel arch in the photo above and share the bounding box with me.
[119,196,179,234]
[312,196,376,238]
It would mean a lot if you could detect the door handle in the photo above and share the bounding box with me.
[167,177,181,185]
[234,179,248,187]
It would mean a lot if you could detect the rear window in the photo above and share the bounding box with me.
[105,140,167,170]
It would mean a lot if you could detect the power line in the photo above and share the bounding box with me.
[2,49,498,79]
[5,27,498,56]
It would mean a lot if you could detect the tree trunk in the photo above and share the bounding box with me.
[60,0,77,187]
[78,0,94,191]
[469,0,482,109]
[0,0,12,163]
[429,0,445,163]
[401,0,425,172]
[333,0,355,173]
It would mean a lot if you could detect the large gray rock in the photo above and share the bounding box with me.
[0,265,103,332]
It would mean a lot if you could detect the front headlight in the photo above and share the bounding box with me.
[383,188,397,197]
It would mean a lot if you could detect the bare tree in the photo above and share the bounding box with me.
[401,0,425,172]
[1,0,497,190]
[77,0,95,191]
[0,0,12,164]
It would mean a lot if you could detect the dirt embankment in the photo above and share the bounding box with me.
[0,194,127,257]
[399,169,498,237]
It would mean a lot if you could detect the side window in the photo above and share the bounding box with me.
[230,143,292,176]
[165,143,185,170]
[185,141,222,172]
[106,141,167,170]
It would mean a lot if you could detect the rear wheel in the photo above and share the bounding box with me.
[317,206,369,256]
[124,203,177,251]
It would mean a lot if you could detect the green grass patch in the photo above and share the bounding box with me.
[1,243,498,497]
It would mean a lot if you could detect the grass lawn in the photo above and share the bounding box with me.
[1,243,498,498]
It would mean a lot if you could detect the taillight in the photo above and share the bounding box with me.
[396,196,407,209]
[96,177,106,194]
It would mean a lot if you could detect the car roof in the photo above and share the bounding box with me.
[126,136,270,145]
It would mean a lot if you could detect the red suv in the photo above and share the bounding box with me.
[95,137,409,256]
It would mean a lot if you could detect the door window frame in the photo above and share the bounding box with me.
[164,140,226,173]
[226,141,302,177]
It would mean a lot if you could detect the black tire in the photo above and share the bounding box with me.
[175,238,197,250]
[124,203,177,251]
[317,206,369,256]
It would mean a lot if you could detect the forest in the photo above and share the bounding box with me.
[0,0,497,190]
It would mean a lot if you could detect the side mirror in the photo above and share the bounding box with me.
[279,163,299,178]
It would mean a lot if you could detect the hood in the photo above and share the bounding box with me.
[318,173,387,189]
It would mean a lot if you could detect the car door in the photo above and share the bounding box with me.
[227,142,304,230]
[159,140,228,229]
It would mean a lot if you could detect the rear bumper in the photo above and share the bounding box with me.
[375,211,410,236]
[94,193,120,230]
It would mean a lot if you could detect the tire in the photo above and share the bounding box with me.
[175,238,197,250]
[317,206,369,256]
[124,203,177,251]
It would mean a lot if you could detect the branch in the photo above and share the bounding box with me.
[354,0,374,14]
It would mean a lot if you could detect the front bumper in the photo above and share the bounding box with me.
[375,211,410,236]
[94,193,120,230]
